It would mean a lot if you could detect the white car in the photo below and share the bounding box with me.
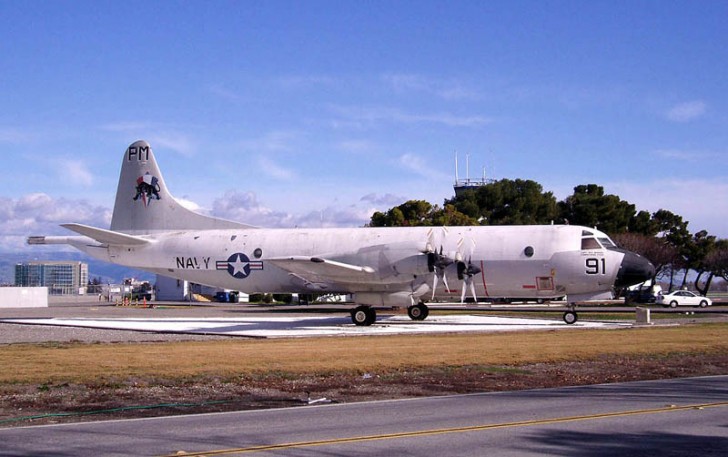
[657,290,712,308]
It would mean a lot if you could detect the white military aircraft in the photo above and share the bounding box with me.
[29,140,654,325]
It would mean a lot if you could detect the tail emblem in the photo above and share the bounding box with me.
[133,172,161,207]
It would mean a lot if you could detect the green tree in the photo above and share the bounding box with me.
[689,231,717,295]
[628,210,658,236]
[558,184,636,234]
[704,239,728,284]
[369,200,474,227]
[446,179,559,225]
[650,209,691,291]
[431,204,478,226]
[370,200,432,227]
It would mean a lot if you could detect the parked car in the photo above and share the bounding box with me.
[656,290,712,308]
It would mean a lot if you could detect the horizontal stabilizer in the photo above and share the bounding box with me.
[61,223,151,246]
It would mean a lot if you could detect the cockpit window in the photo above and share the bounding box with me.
[598,237,616,249]
[581,237,601,250]
[581,230,594,237]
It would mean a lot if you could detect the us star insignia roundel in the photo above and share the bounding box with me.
[216,253,263,279]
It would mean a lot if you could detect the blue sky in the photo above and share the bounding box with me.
[1,0,727,252]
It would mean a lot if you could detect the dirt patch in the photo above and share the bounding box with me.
[2,351,726,427]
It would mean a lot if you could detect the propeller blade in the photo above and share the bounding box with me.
[468,276,478,302]
[431,271,438,300]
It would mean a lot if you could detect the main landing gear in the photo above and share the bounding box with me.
[350,302,431,326]
[407,302,429,321]
[351,305,377,326]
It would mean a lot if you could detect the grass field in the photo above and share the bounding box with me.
[3,324,727,385]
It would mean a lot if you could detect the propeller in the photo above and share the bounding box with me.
[456,237,481,303]
[429,246,453,300]
[425,228,453,299]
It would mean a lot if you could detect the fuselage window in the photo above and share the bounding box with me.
[581,237,602,250]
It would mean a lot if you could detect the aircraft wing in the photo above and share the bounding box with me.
[60,223,151,246]
[267,256,375,285]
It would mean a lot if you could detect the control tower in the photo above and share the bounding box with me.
[453,152,495,196]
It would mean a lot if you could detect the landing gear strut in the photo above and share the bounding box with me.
[351,305,377,326]
[407,302,429,321]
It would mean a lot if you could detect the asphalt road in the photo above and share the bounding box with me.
[1,376,726,456]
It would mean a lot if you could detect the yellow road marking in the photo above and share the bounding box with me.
[163,401,728,456]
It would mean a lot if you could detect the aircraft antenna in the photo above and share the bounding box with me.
[466,153,470,183]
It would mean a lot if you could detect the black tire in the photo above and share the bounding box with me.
[407,303,429,321]
[351,306,375,326]
[365,307,377,326]
[563,311,578,325]
[670,301,678,308]
[699,300,708,308]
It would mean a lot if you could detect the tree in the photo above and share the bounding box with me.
[369,200,474,227]
[431,204,478,226]
[649,210,692,290]
[446,179,559,225]
[612,232,676,284]
[558,184,636,234]
[370,200,433,227]
[628,210,658,236]
[695,238,726,295]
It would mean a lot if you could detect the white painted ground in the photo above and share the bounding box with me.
[1,314,627,338]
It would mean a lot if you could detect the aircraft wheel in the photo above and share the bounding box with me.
[351,306,376,326]
[563,311,578,325]
[407,303,429,321]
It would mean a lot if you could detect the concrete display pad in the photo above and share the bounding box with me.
[2,314,626,338]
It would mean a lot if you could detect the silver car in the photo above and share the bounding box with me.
[657,290,712,308]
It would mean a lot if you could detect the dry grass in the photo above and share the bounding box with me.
[2,325,727,385]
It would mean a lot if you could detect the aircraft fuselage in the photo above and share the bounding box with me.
[78,224,625,306]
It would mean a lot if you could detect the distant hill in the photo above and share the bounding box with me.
[0,251,154,286]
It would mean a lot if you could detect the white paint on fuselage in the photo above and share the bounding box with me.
[88,225,623,306]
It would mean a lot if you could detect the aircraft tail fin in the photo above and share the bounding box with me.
[110,140,255,234]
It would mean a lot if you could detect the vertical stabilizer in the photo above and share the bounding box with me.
[110,140,254,234]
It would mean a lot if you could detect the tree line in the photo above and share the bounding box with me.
[369,180,728,295]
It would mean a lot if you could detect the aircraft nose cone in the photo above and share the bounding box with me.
[615,251,655,288]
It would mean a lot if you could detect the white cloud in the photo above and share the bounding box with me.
[0,193,111,252]
[330,105,492,128]
[60,160,94,187]
[277,75,337,89]
[100,122,197,156]
[665,100,707,122]
[212,190,295,227]
[382,74,481,101]
[0,127,33,144]
[257,156,295,180]
[360,193,406,207]
[239,131,301,153]
[210,190,380,228]
[149,134,197,157]
[398,153,451,181]
[207,83,242,102]
[336,139,379,155]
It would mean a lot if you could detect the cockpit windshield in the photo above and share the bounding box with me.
[598,237,617,249]
[581,237,601,250]
[581,229,619,250]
